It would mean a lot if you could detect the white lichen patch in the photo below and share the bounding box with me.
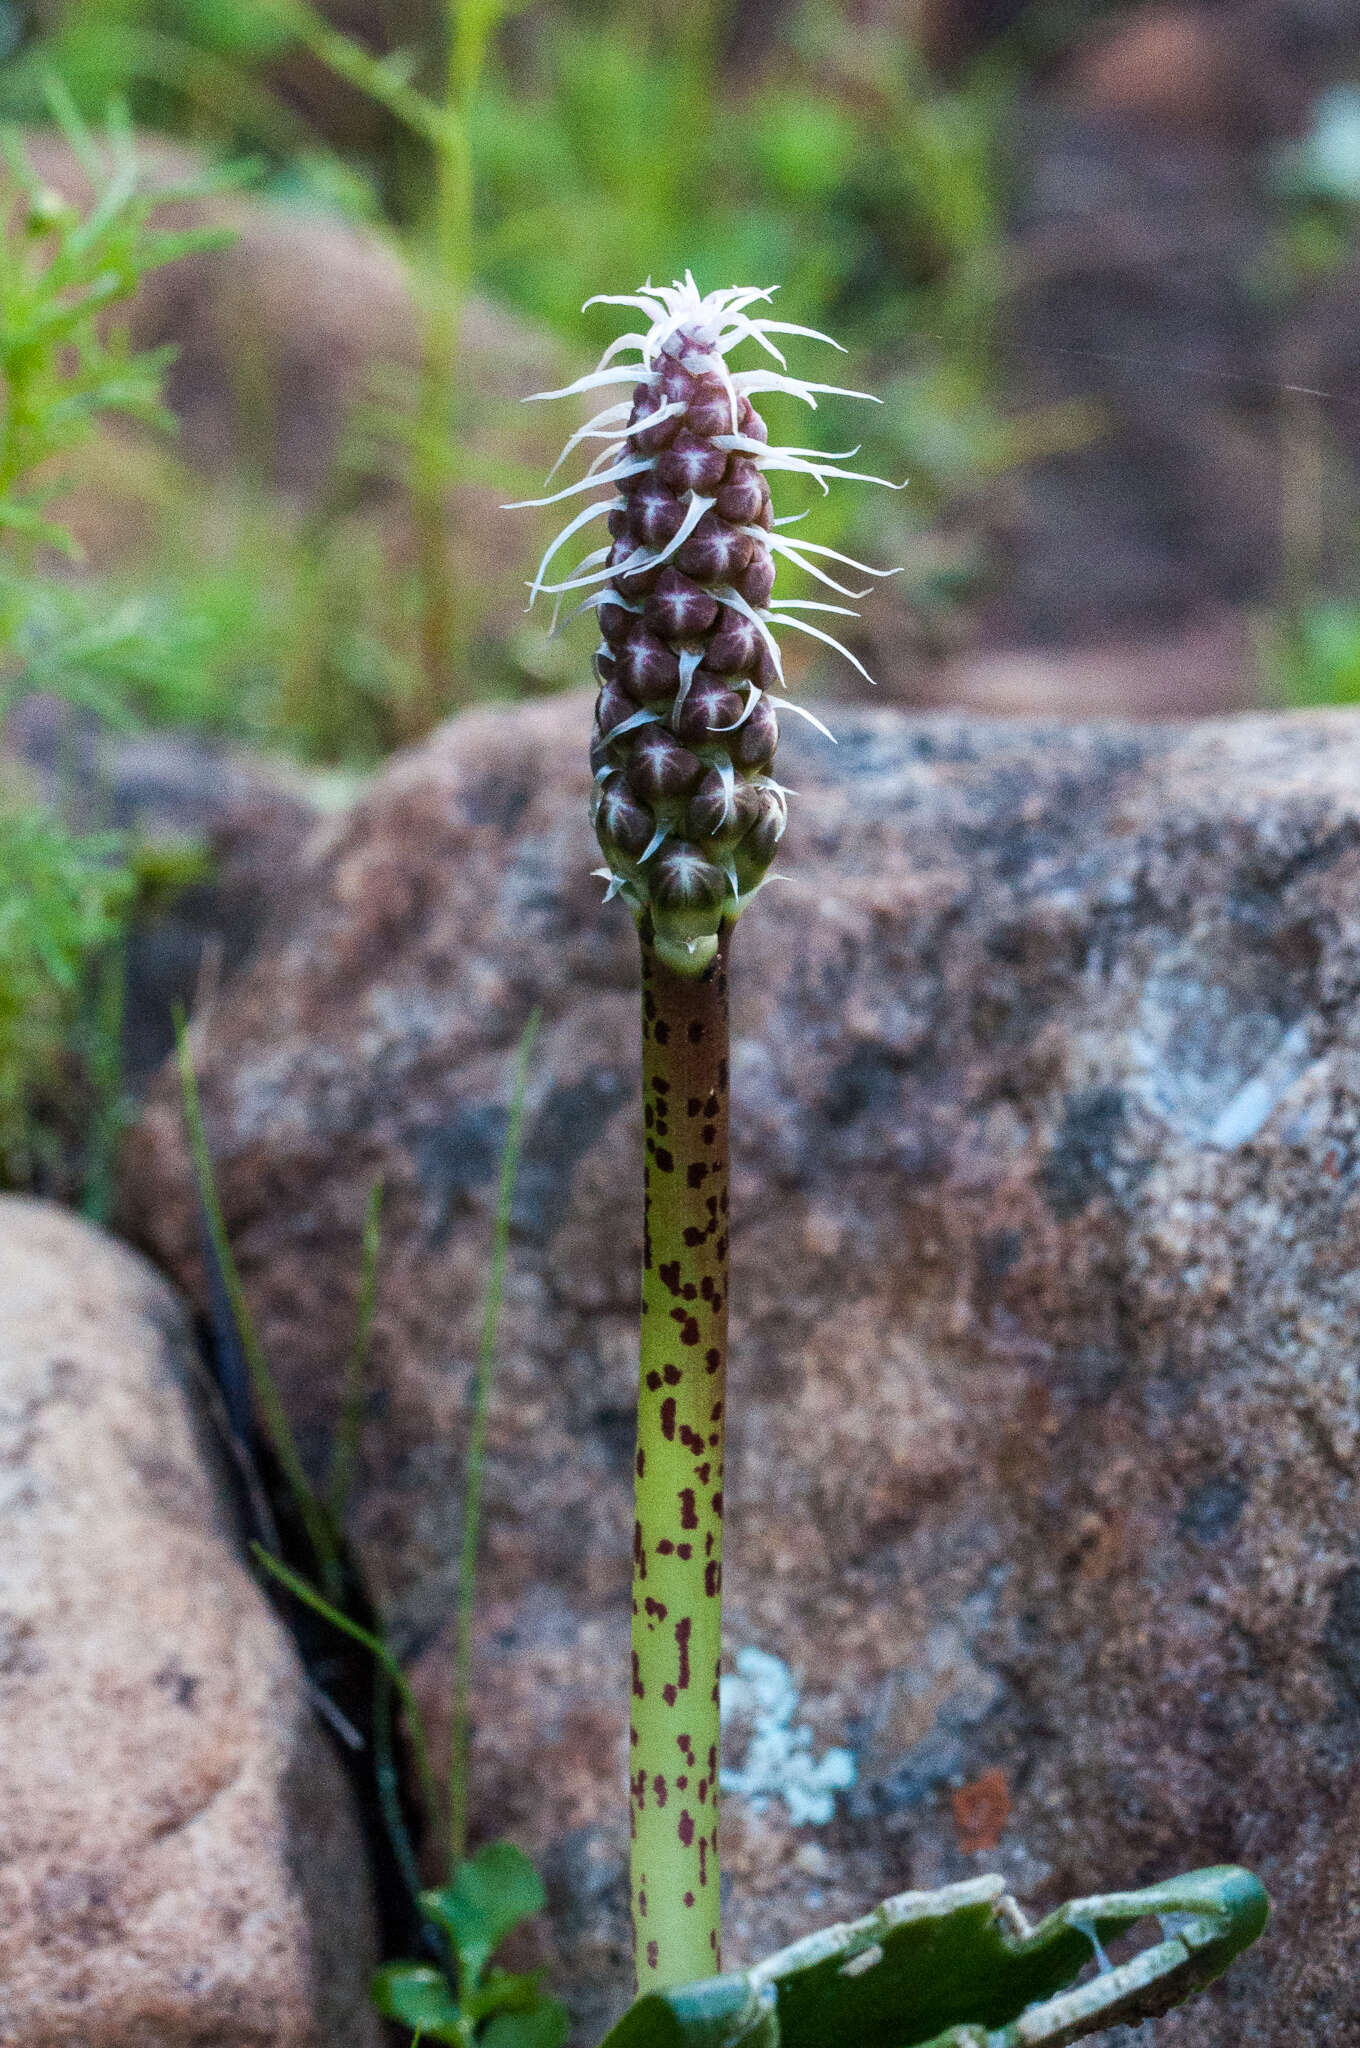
[720,1646,856,1826]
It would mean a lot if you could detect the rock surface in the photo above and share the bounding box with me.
[3,703,324,1087]
[123,696,1360,2040]
[0,1195,380,2047]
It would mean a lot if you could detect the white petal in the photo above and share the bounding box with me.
[708,683,764,732]
[777,699,839,742]
[710,586,785,683]
[747,317,847,353]
[504,458,652,509]
[765,613,877,684]
[527,498,616,604]
[524,367,649,404]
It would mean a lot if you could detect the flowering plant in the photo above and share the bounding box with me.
[515,276,1268,2043]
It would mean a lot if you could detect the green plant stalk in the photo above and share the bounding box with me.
[630,927,731,1993]
[176,1018,340,1593]
[328,1175,384,1523]
[409,0,513,730]
[449,1004,540,1873]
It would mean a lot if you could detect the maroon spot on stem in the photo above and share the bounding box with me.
[677,1774,689,1790]
[704,1532,714,1556]
[678,1425,701,1452]
[646,1370,662,1391]
[696,1462,710,1484]
[705,1349,721,1375]
[673,1314,700,1346]
[682,1282,697,1301]
[654,1075,669,1094]
[705,1560,720,1597]
[660,1398,676,1441]
[655,1021,670,1046]
[663,1363,681,1385]
[699,1840,707,1886]
[716,1235,729,1262]
[655,1148,674,1172]
[645,1597,668,1623]
[631,1724,639,1746]
[698,1777,707,1804]
[658,1261,682,1296]
[633,1521,646,1578]
[647,1941,659,1971]
[700,1277,715,1302]
[688,1021,704,1044]
[687,1096,701,1115]
[710,1931,718,1953]
[638,1888,647,1916]
[679,1489,698,1530]
[712,1491,723,1517]
[678,1812,695,1846]
[657,1538,674,1555]
[708,1434,720,1448]
[682,1226,704,1248]
[684,1891,695,1908]
[636,1447,645,1477]
[675,1617,692,1690]
[677,1542,692,1560]
[702,1124,716,1144]
[687,1163,708,1189]
[632,1652,644,1699]
[654,1774,668,1806]
[663,1683,677,1706]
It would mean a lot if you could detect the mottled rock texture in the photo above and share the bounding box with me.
[4,705,322,1087]
[0,1196,380,2048]
[124,697,1360,2041]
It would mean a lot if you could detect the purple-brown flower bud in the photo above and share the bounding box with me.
[616,628,681,705]
[644,569,719,641]
[671,676,745,744]
[731,785,787,895]
[732,694,778,772]
[595,774,655,860]
[686,769,760,848]
[517,275,897,973]
[626,728,705,804]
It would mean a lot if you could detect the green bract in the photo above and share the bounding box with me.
[599,1867,1269,2048]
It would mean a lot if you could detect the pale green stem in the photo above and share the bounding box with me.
[630,929,730,1992]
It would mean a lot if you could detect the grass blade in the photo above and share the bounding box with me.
[448,1006,541,1873]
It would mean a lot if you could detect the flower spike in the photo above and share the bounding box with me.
[517,277,900,975]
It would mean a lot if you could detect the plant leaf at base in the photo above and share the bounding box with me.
[421,1840,548,1991]
[598,1865,1269,2048]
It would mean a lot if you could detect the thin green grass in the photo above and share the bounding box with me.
[450,1005,540,1870]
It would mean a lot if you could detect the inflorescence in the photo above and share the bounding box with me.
[512,275,900,975]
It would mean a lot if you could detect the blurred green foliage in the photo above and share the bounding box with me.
[0,95,228,1186]
[0,0,1021,730]
[1261,600,1360,707]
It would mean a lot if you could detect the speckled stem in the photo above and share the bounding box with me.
[630,924,730,1993]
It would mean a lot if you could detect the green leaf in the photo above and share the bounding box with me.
[370,1963,465,2043]
[421,1841,547,1992]
[598,1866,1269,2048]
[462,1968,547,2022]
[480,2001,571,2048]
